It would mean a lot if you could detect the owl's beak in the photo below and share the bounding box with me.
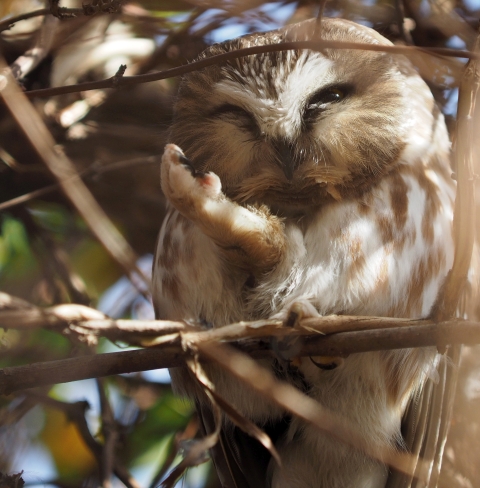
[273,140,297,181]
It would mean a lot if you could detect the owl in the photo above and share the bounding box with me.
[152,18,455,488]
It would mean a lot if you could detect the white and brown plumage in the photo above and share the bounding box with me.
[153,18,456,488]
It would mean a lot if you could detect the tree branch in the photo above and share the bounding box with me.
[0,8,80,33]
[17,40,480,100]
[2,319,480,395]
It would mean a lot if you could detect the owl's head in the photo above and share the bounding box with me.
[170,18,442,215]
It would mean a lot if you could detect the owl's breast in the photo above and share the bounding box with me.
[247,164,455,321]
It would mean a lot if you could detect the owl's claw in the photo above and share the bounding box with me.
[276,300,345,370]
[178,153,207,179]
[279,299,320,327]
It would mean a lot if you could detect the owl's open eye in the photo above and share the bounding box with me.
[306,85,350,111]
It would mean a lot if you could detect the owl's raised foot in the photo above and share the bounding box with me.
[161,144,222,202]
[161,144,286,274]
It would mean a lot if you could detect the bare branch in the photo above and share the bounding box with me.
[155,415,202,488]
[97,379,117,488]
[0,0,124,32]
[160,356,221,488]
[19,40,480,100]
[0,8,72,33]
[2,318,480,395]
[0,155,159,211]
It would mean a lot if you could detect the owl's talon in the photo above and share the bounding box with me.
[285,309,300,328]
[178,153,193,166]
[179,154,207,179]
[278,300,320,329]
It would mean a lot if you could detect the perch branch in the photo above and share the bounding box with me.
[2,319,480,395]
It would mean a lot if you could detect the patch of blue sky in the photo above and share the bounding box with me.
[446,35,466,50]
[12,441,57,486]
[418,0,430,16]
[443,88,459,115]
[353,18,373,27]
[142,368,172,383]
[463,0,480,11]
[258,2,298,29]
[97,254,153,320]
[169,11,192,24]
[51,379,101,432]
[207,2,297,43]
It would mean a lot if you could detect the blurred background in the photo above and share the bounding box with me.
[1,0,480,486]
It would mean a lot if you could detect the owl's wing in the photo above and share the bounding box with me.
[387,257,480,488]
[387,244,480,488]
[386,346,461,488]
[196,401,289,488]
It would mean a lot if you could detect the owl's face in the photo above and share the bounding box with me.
[170,18,435,215]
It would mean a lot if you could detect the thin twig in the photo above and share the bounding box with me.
[97,379,117,488]
[149,415,199,488]
[16,206,90,305]
[18,40,480,100]
[0,156,159,212]
[314,0,328,36]
[161,356,221,488]
[9,15,59,80]
[393,0,412,44]
[0,8,80,33]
